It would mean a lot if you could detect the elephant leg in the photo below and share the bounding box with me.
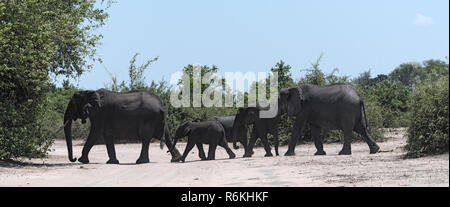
[273,130,279,156]
[181,139,196,162]
[207,143,217,160]
[244,128,258,157]
[196,142,207,160]
[339,129,353,155]
[78,128,100,164]
[285,118,306,156]
[311,125,326,156]
[355,124,380,154]
[163,126,182,162]
[218,140,236,159]
[259,132,273,157]
[240,132,248,155]
[104,135,119,164]
[136,137,151,164]
[136,126,155,164]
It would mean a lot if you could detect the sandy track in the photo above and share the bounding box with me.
[0,128,448,187]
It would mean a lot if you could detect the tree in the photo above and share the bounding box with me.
[0,0,110,159]
[353,70,372,89]
[270,60,294,90]
[370,74,388,86]
[421,59,449,82]
[106,53,159,92]
[365,80,411,127]
[299,53,327,86]
[389,62,422,88]
[248,60,293,103]
[298,54,349,86]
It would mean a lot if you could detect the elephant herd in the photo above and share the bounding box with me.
[63,84,380,164]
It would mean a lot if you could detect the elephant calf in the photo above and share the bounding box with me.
[169,120,236,162]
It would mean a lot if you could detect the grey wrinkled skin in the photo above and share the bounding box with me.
[208,116,240,149]
[279,84,380,156]
[169,120,236,162]
[63,89,182,165]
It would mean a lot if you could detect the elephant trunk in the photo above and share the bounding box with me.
[168,122,190,153]
[64,100,77,162]
[232,138,239,149]
[232,122,247,150]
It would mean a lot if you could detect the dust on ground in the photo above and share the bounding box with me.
[0,128,448,187]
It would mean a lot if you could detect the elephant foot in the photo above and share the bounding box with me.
[77,156,89,164]
[264,152,273,157]
[171,154,183,163]
[370,144,380,154]
[106,159,120,164]
[200,157,207,161]
[229,153,236,159]
[284,151,295,156]
[136,157,150,164]
[338,149,352,155]
[243,153,252,158]
[314,150,326,156]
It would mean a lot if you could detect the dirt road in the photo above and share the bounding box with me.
[0,128,448,187]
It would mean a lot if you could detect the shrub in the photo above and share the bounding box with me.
[0,0,109,160]
[405,76,449,157]
[363,80,410,128]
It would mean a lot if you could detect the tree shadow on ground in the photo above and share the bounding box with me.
[0,159,83,168]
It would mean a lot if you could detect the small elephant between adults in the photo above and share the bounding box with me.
[169,120,236,162]
[208,116,241,150]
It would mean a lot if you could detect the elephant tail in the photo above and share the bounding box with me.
[160,111,168,150]
[361,101,370,131]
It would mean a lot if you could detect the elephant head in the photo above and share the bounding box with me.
[279,87,304,117]
[231,106,260,150]
[169,121,192,153]
[63,90,102,162]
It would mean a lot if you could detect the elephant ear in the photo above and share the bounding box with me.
[244,107,259,124]
[79,91,103,122]
[86,90,103,109]
[176,121,191,138]
[287,87,304,116]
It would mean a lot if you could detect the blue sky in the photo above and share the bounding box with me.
[68,0,449,89]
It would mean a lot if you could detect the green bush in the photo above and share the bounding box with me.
[364,80,410,128]
[405,76,449,157]
[0,0,109,160]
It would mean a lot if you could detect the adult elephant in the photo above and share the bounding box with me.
[279,84,380,156]
[208,116,240,149]
[232,101,282,157]
[63,89,182,164]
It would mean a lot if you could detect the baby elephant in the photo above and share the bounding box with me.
[169,120,236,162]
